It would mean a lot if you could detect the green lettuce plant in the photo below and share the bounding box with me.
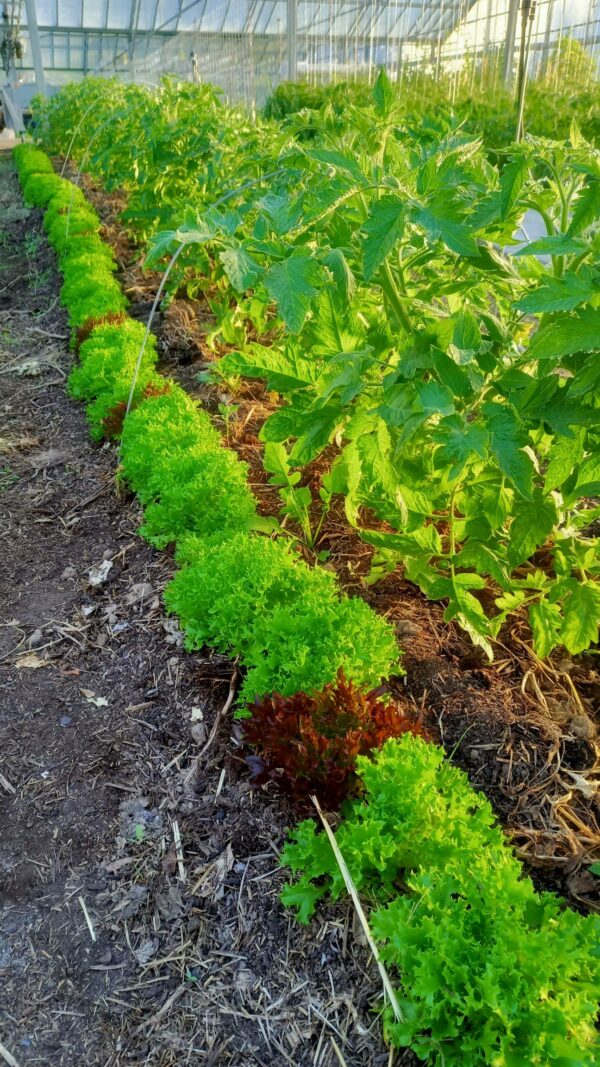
[282,735,600,1066]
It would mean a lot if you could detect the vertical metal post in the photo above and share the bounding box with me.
[23,0,46,95]
[502,0,520,85]
[287,0,297,81]
[540,0,555,75]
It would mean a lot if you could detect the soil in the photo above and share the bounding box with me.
[1,150,599,1067]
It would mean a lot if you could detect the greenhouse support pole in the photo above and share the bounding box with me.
[502,0,520,85]
[287,0,297,81]
[23,0,46,96]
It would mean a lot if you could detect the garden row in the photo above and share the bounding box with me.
[14,126,600,1065]
[31,74,600,663]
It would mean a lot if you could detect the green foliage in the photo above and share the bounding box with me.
[28,77,600,660]
[119,386,221,500]
[282,735,600,1065]
[59,265,127,329]
[139,448,256,548]
[68,319,159,438]
[167,529,400,700]
[22,172,63,207]
[13,144,54,182]
[263,80,375,122]
[167,530,338,654]
[45,208,100,253]
[17,143,401,722]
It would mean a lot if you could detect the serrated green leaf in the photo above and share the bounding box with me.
[544,432,584,491]
[529,600,562,658]
[514,271,599,314]
[567,179,600,236]
[560,581,600,655]
[453,310,482,352]
[265,252,324,333]
[362,196,405,281]
[500,158,527,219]
[373,67,395,117]
[455,542,509,586]
[218,246,259,291]
[483,403,533,499]
[416,380,455,416]
[512,234,586,257]
[437,417,488,466]
[508,497,557,566]
[322,248,356,304]
[218,344,317,392]
[527,308,600,361]
[289,405,343,464]
[414,203,479,257]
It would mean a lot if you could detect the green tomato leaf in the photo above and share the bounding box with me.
[482,403,533,499]
[218,246,260,291]
[508,497,557,566]
[362,195,405,281]
[373,67,395,117]
[529,600,563,659]
[514,271,599,314]
[527,308,600,361]
[265,252,325,333]
[567,178,600,236]
[560,581,600,655]
[511,234,586,257]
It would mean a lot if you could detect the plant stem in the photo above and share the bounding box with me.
[380,260,414,336]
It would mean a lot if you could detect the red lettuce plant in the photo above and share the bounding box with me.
[243,670,428,808]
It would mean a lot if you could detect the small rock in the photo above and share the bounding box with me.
[395,619,420,639]
[190,722,206,745]
[26,628,44,648]
[99,949,112,964]
[61,565,77,580]
[88,559,113,588]
[59,715,73,727]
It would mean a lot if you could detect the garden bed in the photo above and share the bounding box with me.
[75,163,600,912]
[0,155,398,1067]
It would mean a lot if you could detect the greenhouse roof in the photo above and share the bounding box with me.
[11,0,481,72]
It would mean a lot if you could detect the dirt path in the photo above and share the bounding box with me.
[0,160,397,1066]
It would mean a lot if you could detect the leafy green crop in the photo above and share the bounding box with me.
[28,74,600,660]
[18,153,401,706]
[282,735,600,1066]
[22,172,63,207]
[167,530,400,701]
[68,319,159,438]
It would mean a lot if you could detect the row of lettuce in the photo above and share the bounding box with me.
[13,144,397,704]
[29,75,600,663]
[14,139,600,1067]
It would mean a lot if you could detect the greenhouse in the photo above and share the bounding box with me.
[1,1,600,1065]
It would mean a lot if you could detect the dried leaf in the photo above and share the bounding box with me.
[15,652,48,669]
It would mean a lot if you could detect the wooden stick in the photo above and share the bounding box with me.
[78,895,97,942]
[311,795,403,1023]
[0,1041,21,1067]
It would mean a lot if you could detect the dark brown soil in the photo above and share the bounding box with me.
[0,157,405,1066]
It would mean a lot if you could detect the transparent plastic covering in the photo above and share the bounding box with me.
[6,0,600,103]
